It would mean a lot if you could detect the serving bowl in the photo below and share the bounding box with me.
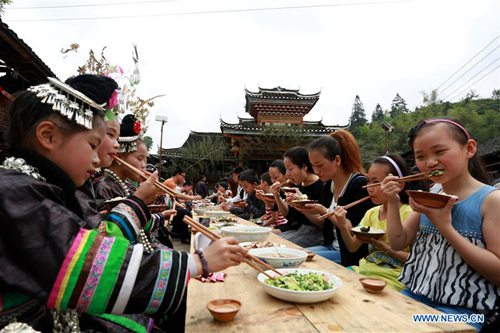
[406,190,456,209]
[220,225,272,243]
[248,248,308,269]
[257,268,342,303]
[289,199,317,208]
[204,210,232,218]
[350,226,385,242]
[206,299,241,322]
[359,278,387,293]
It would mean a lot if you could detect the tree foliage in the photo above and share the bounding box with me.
[143,136,153,151]
[356,95,500,166]
[371,103,384,122]
[390,93,409,117]
[349,95,367,137]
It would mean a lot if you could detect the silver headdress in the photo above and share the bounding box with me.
[28,77,105,129]
[118,133,143,153]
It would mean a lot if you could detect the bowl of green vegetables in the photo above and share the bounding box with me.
[257,268,342,303]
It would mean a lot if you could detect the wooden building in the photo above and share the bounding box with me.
[158,86,347,176]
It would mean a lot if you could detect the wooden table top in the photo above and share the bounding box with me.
[186,216,475,332]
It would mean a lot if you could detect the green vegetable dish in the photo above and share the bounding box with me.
[428,170,445,177]
[265,273,333,291]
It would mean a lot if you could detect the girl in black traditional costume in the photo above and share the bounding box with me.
[0,76,246,332]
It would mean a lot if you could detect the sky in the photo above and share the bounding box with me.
[3,0,499,151]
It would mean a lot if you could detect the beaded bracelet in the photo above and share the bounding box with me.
[194,249,209,278]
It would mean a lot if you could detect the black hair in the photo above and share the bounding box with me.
[120,114,140,138]
[218,181,229,190]
[172,166,185,177]
[269,159,286,175]
[183,180,193,187]
[260,172,272,185]
[372,154,417,204]
[5,75,116,152]
[65,74,118,105]
[308,130,365,174]
[283,147,314,174]
[408,119,489,184]
[238,169,259,184]
[232,166,243,174]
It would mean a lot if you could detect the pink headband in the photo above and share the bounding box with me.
[425,118,471,140]
[380,156,403,178]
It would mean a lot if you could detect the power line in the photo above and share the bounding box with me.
[7,0,410,22]
[437,45,499,97]
[435,35,500,92]
[449,65,500,101]
[10,0,181,10]
[443,59,500,101]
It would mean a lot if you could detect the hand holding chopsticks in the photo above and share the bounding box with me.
[113,156,182,207]
[362,172,430,189]
[183,216,283,279]
[317,196,371,221]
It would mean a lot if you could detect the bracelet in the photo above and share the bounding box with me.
[194,249,209,278]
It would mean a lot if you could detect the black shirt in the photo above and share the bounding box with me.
[286,179,324,228]
[320,176,375,267]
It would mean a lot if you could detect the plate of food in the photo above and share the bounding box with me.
[249,248,308,269]
[289,199,317,207]
[257,268,342,303]
[406,190,457,209]
[240,241,286,250]
[220,225,272,242]
[281,186,297,193]
[351,226,385,242]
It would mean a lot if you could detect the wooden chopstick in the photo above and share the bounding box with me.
[112,156,182,207]
[362,172,429,189]
[183,216,282,278]
[318,196,371,221]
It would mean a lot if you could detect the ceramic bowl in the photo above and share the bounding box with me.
[350,226,386,242]
[257,268,342,303]
[305,251,316,261]
[406,190,456,209]
[206,299,241,322]
[220,225,272,243]
[204,210,232,218]
[289,199,317,208]
[359,278,387,293]
[249,247,308,269]
[281,187,297,193]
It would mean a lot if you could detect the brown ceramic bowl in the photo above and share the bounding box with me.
[281,186,297,193]
[359,278,387,293]
[406,190,455,209]
[306,251,316,261]
[206,299,241,322]
[289,199,318,208]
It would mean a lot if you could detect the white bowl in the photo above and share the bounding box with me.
[257,268,342,303]
[204,210,232,218]
[193,232,213,251]
[220,225,272,243]
[249,248,308,269]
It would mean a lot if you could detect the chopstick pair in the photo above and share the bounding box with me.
[362,172,429,189]
[183,216,283,279]
[112,156,181,207]
[317,196,371,221]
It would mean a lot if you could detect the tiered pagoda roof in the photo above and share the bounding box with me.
[245,86,320,124]
[220,117,343,136]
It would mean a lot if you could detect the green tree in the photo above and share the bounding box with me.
[421,89,440,106]
[143,136,153,151]
[390,93,409,118]
[371,103,384,123]
[349,95,367,137]
[492,89,500,100]
[0,0,12,15]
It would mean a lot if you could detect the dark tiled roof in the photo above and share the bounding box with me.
[220,118,345,136]
[0,18,56,88]
[479,136,500,156]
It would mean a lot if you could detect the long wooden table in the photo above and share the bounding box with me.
[186,216,475,332]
